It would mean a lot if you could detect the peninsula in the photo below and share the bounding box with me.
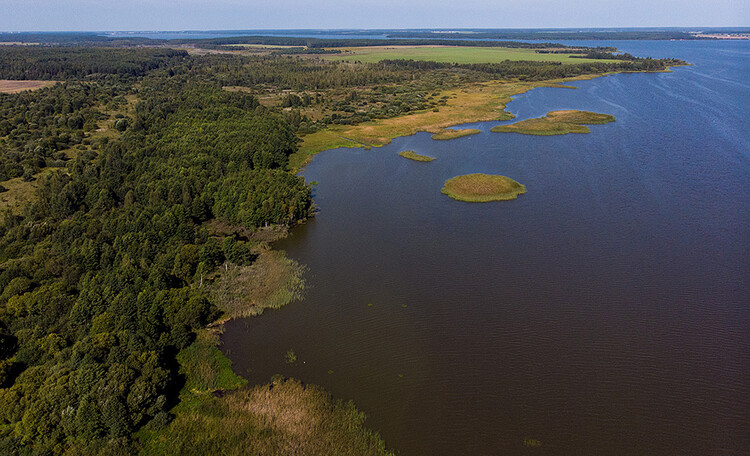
[491,110,617,135]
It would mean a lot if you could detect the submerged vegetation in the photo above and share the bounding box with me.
[491,110,616,135]
[399,150,435,162]
[431,128,481,140]
[442,174,527,202]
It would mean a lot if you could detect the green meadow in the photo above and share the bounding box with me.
[326,46,617,65]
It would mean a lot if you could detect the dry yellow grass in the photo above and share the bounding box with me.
[0,169,56,215]
[398,150,434,162]
[140,379,393,456]
[491,109,616,135]
[431,128,481,140]
[292,76,603,170]
[442,173,527,202]
[0,80,57,93]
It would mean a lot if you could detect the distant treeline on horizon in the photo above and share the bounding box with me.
[0,28,748,48]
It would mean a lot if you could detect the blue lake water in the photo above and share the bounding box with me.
[223,40,750,455]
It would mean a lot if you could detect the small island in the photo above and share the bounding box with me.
[441,173,526,202]
[399,150,435,162]
[431,128,481,140]
[490,110,616,135]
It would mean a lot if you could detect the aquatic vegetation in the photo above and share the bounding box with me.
[399,150,435,162]
[524,438,542,447]
[177,332,248,393]
[491,110,615,135]
[211,249,306,319]
[140,379,394,455]
[442,173,526,202]
[431,128,481,140]
[285,349,298,364]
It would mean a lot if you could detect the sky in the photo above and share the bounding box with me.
[1,0,748,32]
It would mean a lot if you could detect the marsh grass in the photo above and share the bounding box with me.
[177,333,248,393]
[292,78,594,168]
[398,150,435,162]
[442,173,526,202]
[491,110,615,135]
[210,249,306,319]
[431,128,481,140]
[138,247,392,454]
[139,379,393,456]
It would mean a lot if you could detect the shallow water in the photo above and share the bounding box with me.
[223,40,750,455]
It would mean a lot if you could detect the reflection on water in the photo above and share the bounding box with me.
[223,40,750,456]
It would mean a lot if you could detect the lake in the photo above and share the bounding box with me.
[223,40,749,455]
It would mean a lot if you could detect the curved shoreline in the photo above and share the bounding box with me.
[290,66,684,171]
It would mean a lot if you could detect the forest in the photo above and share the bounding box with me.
[0,48,313,454]
[0,41,684,454]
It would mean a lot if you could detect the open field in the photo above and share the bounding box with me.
[491,109,616,135]
[0,170,52,214]
[221,43,300,49]
[0,79,57,93]
[325,46,618,65]
[441,173,527,202]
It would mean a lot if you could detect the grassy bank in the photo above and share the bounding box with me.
[399,150,435,162]
[442,173,527,202]
[432,128,481,140]
[491,110,616,135]
[135,239,391,454]
[292,78,584,170]
[139,377,393,456]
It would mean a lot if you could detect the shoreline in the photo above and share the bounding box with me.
[204,62,688,455]
[290,66,685,171]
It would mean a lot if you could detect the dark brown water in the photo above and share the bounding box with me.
[223,41,750,456]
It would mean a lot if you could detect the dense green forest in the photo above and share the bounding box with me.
[0,49,314,454]
[0,42,684,454]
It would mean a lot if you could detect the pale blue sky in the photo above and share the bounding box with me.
[2,0,748,31]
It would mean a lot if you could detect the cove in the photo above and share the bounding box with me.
[222,40,750,456]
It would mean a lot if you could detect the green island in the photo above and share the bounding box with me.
[399,150,435,162]
[441,173,527,202]
[490,110,617,135]
[0,33,685,455]
[431,128,481,140]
